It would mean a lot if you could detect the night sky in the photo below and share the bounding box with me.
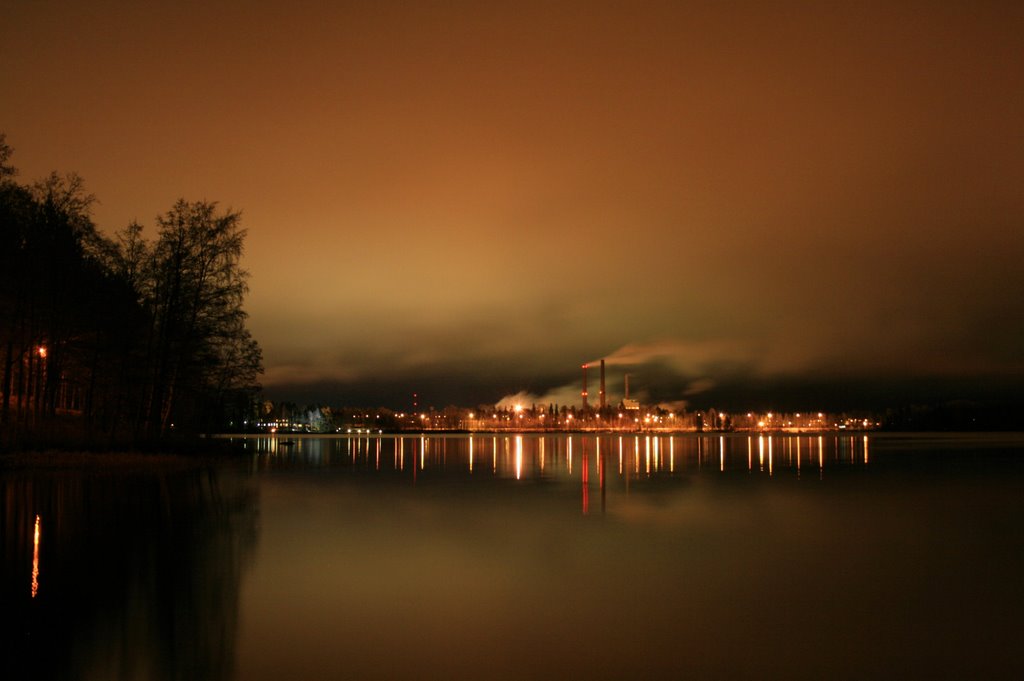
[3,1,1022,411]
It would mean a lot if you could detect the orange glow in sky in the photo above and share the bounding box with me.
[3,1,1022,409]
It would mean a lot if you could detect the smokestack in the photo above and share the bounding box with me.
[599,359,606,409]
[624,374,630,400]
[581,364,589,410]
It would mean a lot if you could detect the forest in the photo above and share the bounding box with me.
[0,134,262,448]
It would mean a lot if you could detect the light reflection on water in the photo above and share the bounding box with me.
[3,434,1024,680]
[234,432,871,483]
[1,459,257,681]
[229,433,1024,680]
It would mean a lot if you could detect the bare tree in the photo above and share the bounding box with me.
[143,200,262,435]
[2,135,263,445]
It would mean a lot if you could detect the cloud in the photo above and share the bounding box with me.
[262,362,358,387]
[592,339,754,375]
[494,391,535,409]
[683,378,716,396]
[495,382,582,410]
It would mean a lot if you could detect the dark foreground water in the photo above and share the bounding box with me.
[3,433,1024,680]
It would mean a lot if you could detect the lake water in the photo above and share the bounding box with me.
[3,433,1024,680]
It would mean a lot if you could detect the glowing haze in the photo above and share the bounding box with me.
[3,1,1022,410]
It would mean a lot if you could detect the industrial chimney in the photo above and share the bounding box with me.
[599,359,606,410]
[581,364,589,410]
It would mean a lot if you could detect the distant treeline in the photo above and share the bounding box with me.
[882,401,1024,431]
[0,134,262,448]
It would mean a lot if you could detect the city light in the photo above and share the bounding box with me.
[245,400,879,435]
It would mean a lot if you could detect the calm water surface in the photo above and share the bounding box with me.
[3,433,1024,680]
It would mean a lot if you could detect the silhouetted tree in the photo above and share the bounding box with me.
[0,160,122,437]
[1,136,262,445]
[140,200,262,436]
[0,137,33,429]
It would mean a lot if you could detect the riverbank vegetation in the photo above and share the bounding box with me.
[0,134,262,450]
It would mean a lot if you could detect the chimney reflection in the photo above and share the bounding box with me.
[581,439,589,515]
[599,445,607,514]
